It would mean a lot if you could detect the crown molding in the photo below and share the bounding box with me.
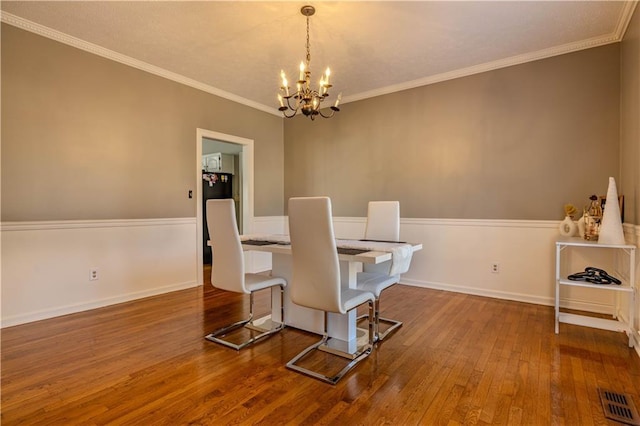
[615,0,639,40]
[3,4,637,110]
[343,32,622,104]
[344,1,639,105]
[0,12,282,117]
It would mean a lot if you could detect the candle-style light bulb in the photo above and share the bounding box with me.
[334,92,342,108]
[299,62,305,81]
[325,67,331,85]
[278,93,284,108]
[280,70,289,96]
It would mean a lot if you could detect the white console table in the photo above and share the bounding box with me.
[555,237,636,347]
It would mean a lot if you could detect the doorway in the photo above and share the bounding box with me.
[202,138,242,265]
[196,129,254,286]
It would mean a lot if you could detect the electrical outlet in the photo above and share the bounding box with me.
[90,268,99,281]
[491,263,500,274]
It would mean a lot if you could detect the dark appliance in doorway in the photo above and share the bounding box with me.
[203,172,233,264]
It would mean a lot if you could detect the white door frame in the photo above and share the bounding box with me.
[196,128,254,285]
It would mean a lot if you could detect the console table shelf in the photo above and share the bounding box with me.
[554,237,636,347]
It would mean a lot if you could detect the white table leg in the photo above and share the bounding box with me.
[270,253,323,333]
[270,254,363,356]
[325,261,359,355]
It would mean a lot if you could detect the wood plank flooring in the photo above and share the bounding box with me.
[2,271,639,425]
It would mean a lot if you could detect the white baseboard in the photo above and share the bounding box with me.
[400,277,618,313]
[1,280,198,328]
[399,277,553,306]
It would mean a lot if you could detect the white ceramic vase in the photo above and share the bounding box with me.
[558,216,577,237]
[599,177,625,245]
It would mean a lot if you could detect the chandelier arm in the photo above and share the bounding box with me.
[281,108,298,118]
[284,96,294,109]
[285,95,300,112]
[318,108,336,119]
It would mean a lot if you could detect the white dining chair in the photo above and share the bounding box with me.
[357,201,403,342]
[286,196,375,384]
[364,200,400,243]
[205,199,286,350]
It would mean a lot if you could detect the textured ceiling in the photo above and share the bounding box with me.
[1,1,636,115]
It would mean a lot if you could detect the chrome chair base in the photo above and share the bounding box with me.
[205,316,285,351]
[286,306,374,385]
[376,317,403,341]
[357,298,402,342]
[317,327,371,360]
[205,285,285,351]
[357,314,403,342]
[286,337,372,385]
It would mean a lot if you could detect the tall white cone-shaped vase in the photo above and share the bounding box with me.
[599,177,625,245]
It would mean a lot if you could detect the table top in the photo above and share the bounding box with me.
[240,234,422,265]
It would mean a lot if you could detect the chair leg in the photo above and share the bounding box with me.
[287,304,374,385]
[376,295,402,341]
[357,294,402,342]
[205,285,285,350]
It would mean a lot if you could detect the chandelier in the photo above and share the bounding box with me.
[278,5,341,120]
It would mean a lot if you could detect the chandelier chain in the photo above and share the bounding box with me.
[306,15,311,67]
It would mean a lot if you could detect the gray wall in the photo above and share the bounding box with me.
[1,24,285,221]
[284,44,621,220]
[621,6,640,226]
[3,22,635,225]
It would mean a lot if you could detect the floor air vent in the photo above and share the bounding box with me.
[598,388,640,426]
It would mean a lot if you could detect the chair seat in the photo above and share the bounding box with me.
[244,273,287,293]
[340,288,375,312]
[356,272,399,297]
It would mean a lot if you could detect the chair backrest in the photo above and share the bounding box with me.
[288,197,343,313]
[206,199,247,293]
[363,201,400,275]
[364,201,400,241]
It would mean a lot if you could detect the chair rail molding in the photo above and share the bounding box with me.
[0,217,195,231]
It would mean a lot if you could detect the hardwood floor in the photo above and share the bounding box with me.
[2,271,639,425]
